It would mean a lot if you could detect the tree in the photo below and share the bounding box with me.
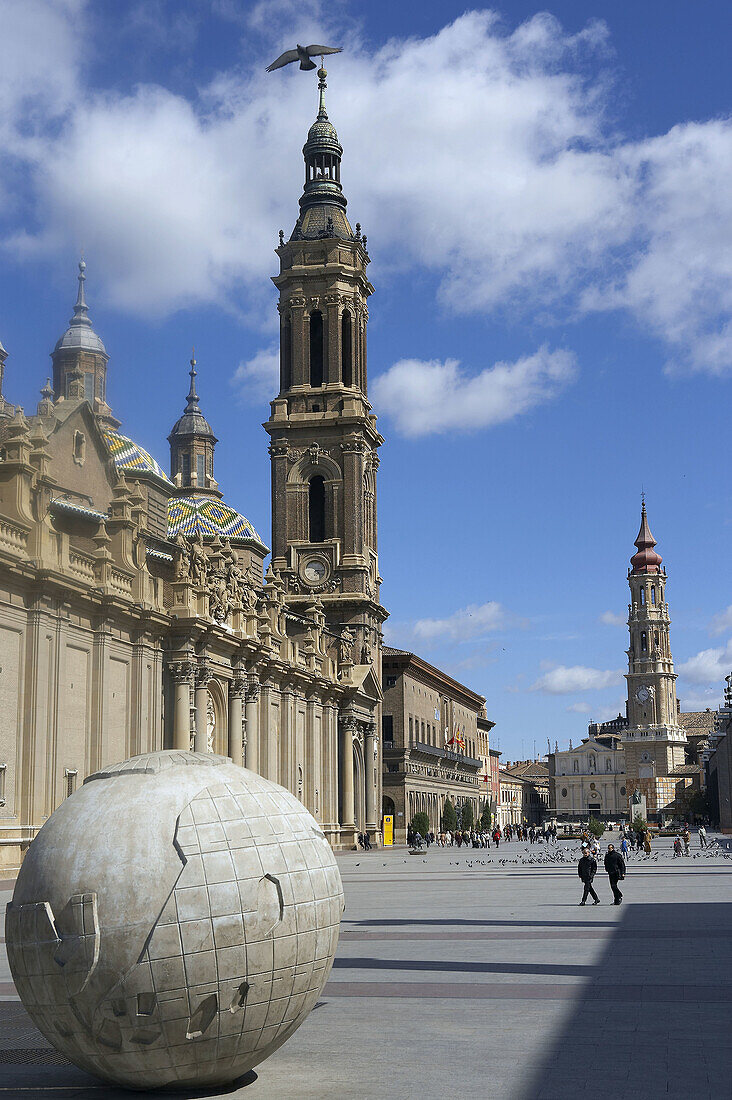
[411,811,429,839]
[632,814,647,834]
[479,799,492,832]
[442,798,458,833]
[460,801,474,830]
[587,816,605,838]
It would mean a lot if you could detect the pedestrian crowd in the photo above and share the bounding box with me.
[407,822,559,850]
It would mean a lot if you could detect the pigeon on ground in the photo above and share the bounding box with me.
[267,44,343,72]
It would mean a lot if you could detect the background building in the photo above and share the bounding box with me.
[502,759,550,823]
[549,733,627,822]
[381,646,491,842]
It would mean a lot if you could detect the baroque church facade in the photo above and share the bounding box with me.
[0,67,384,869]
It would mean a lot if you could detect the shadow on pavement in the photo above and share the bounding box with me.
[521,901,732,1100]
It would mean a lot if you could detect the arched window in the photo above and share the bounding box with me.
[341,311,353,387]
[309,310,323,387]
[641,631,647,652]
[573,759,579,773]
[308,475,325,542]
[640,588,645,606]
[282,316,292,390]
[651,585,656,606]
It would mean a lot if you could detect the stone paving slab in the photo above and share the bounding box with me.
[0,837,730,1098]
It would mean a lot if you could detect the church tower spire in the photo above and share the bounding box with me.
[50,260,119,428]
[168,352,219,493]
[622,500,687,823]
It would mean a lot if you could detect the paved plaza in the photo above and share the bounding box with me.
[1,835,731,1099]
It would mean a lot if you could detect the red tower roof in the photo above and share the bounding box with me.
[630,502,663,574]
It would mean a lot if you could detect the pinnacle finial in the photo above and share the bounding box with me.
[69,257,92,329]
[317,64,328,119]
[186,349,200,411]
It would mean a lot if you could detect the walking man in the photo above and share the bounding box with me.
[698,825,707,849]
[578,849,600,905]
[604,843,626,905]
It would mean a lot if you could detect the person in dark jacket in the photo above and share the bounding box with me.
[604,844,626,905]
[578,851,600,905]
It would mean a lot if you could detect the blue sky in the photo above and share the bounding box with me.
[1,1,731,758]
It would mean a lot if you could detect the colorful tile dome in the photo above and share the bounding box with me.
[102,428,171,484]
[167,494,264,546]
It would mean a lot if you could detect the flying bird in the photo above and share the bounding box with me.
[266,44,343,72]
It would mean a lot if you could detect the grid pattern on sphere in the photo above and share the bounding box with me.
[6,771,343,1090]
[118,775,343,1087]
[102,429,171,484]
[167,495,262,544]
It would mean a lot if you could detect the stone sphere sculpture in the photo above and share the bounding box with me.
[5,751,344,1090]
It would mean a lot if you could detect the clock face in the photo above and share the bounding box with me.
[636,686,650,704]
[303,559,326,583]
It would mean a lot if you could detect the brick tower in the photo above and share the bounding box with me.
[622,501,687,822]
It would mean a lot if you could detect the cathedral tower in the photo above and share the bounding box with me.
[264,66,386,657]
[622,501,687,821]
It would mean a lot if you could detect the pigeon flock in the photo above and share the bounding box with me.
[353,839,731,870]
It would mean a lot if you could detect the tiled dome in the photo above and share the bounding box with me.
[167,494,264,546]
[102,428,171,484]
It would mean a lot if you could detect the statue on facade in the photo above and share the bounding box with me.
[172,533,188,579]
[222,540,244,606]
[188,532,207,588]
[207,556,230,624]
[339,627,354,665]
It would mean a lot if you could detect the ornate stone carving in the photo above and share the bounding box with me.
[169,660,193,684]
[207,551,230,624]
[188,532,207,588]
[339,628,354,665]
[195,663,212,689]
[173,534,188,579]
[230,675,247,699]
[245,679,261,704]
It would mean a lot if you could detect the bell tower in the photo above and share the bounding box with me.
[264,65,386,663]
[622,500,687,821]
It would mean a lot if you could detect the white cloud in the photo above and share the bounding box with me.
[709,606,732,637]
[532,665,623,694]
[566,701,591,714]
[371,348,577,438]
[599,610,625,626]
[413,601,508,643]
[233,345,279,402]
[0,7,731,372]
[677,689,721,712]
[677,640,732,686]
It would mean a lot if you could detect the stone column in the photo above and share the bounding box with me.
[170,661,193,751]
[245,680,260,773]
[228,676,246,767]
[194,664,211,753]
[364,720,376,829]
[340,717,356,830]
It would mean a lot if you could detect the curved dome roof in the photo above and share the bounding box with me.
[168,494,265,547]
[102,428,171,485]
